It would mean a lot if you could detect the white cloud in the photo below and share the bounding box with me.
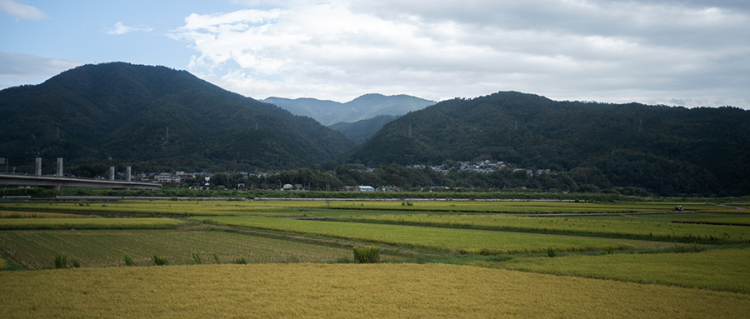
[106,22,153,35]
[0,52,83,90]
[0,0,47,20]
[169,0,750,108]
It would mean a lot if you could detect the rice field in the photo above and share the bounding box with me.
[346,214,750,243]
[0,211,88,218]
[488,248,750,294]
[0,200,292,216]
[0,200,735,217]
[0,217,187,229]
[0,229,353,269]
[674,217,750,226]
[200,216,633,254]
[1,263,748,318]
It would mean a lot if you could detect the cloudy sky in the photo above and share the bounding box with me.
[1,0,749,108]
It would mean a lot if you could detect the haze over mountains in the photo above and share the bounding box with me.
[262,94,434,126]
[1,63,749,195]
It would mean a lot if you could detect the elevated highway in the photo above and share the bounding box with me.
[0,173,161,191]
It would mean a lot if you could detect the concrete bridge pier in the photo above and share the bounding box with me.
[109,166,115,181]
[35,158,42,176]
[126,166,132,182]
[56,158,63,176]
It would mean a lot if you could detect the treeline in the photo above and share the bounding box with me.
[192,165,647,196]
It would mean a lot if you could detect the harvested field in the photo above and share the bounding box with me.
[0,217,186,230]
[0,229,353,269]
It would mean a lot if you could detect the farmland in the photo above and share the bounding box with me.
[1,263,749,318]
[201,216,633,254]
[1,200,741,217]
[0,229,353,269]
[0,217,187,230]
[1,197,749,317]
[491,248,750,294]
[346,214,750,243]
[674,217,750,226]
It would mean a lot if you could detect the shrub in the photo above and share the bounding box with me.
[212,252,221,264]
[54,253,67,269]
[71,259,81,268]
[191,251,202,264]
[547,247,557,258]
[152,253,169,266]
[233,256,248,264]
[353,246,380,263]
[123,253,135,266]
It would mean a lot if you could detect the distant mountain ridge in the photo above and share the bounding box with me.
[350,91,750,196]
[263,93,435,125]
[329,115,400,144]
[0,62,355,171]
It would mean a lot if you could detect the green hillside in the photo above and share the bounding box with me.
[0,62,355,171]
[329,115,399,144]
[349,92,750,196]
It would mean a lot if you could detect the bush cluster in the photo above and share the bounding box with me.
[353,246,380,263]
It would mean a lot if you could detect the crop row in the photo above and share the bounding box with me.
[346,214,750,244]
[0,230,352,269]
[673,217,750,227]
[200,216,632,254]
[491,248,750,294]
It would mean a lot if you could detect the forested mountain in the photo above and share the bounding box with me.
[349,92,750,196]
[329,115,399,144]
[0,62,355,172]
[263,94,434,125]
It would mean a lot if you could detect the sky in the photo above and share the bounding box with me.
[1,0,749,108]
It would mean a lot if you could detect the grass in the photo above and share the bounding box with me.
[485,248,750,294]
[0,217,187,230]
[0,229,354,269]
[0,256,6,270]
[0,263,748,318]
[200,216,633,254]
[346,214,750,243]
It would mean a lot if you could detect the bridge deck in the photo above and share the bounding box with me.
[0,173,161,190]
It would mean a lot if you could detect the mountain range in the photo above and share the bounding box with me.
[0,62,355,172]
[349,92,750,196]
[2,63,749,196]
[262,94,434,126]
